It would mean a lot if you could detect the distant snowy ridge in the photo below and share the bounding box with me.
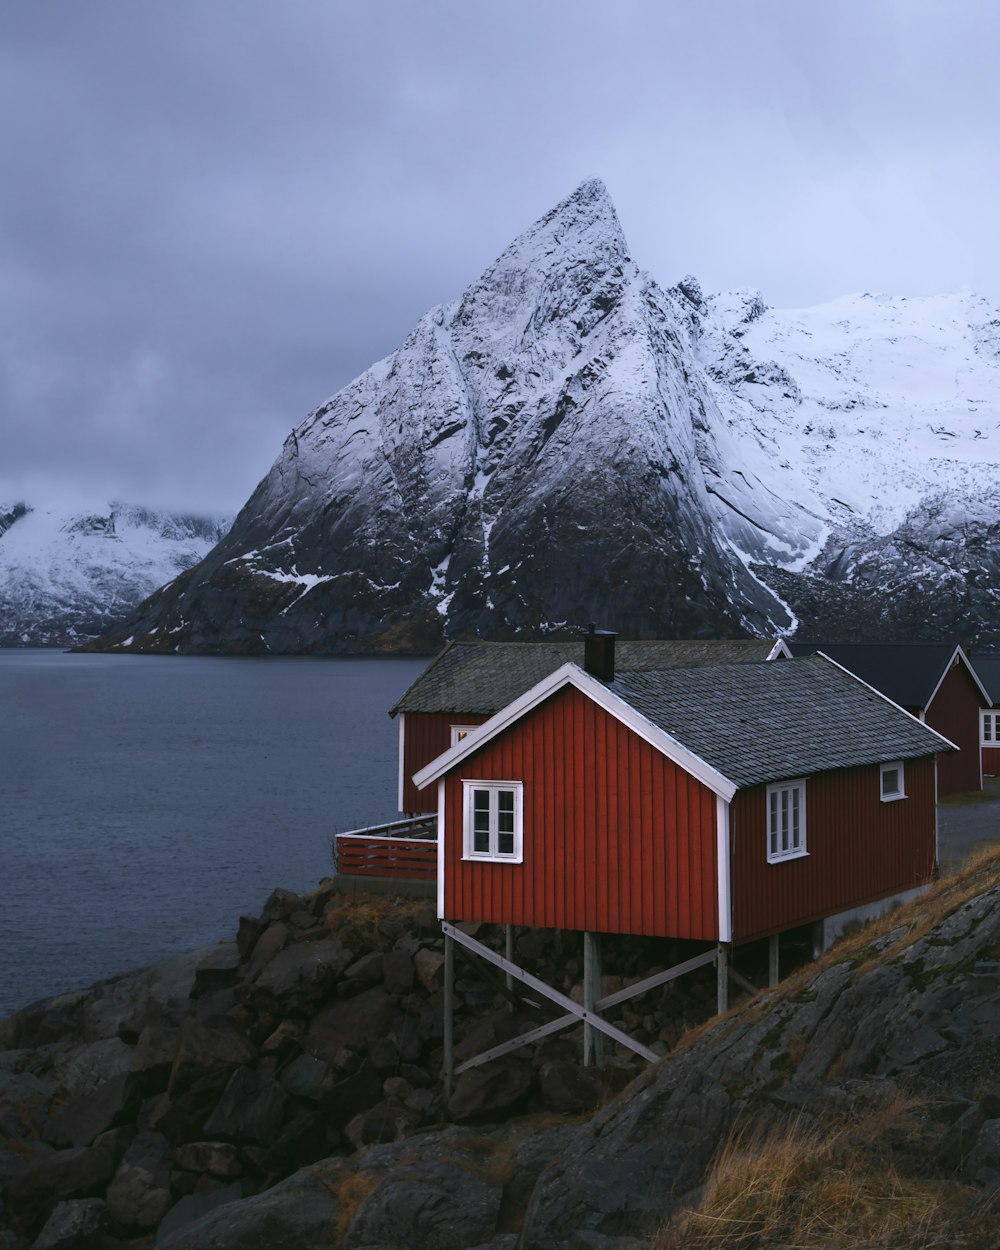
[0,499,231,647]
[86,179,1000,654]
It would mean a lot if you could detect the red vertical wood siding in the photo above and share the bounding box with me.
[400,712,489,812]
[729,756,937,942]
[982,745,1000,776]
[441,686,719,938]
[925,664,983,795]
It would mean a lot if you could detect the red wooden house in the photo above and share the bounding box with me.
[788,642,988,796]
[391,637,790,814]
[412,644,951,1071]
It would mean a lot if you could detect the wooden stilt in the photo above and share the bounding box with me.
[768,933,780,987]
[716,942,730,1014]
[443,931,454,1108]
[505,925,515,1014]
[583,932,603,1068]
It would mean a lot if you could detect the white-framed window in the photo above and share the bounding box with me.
[450,725,478,746]
[462,780,523,862]
[766,779,807,863]
[880,761,906,802]
[981,710,1000,746]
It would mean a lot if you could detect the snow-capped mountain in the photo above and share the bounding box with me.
[0,500,230,647]
[88,180,1000,655]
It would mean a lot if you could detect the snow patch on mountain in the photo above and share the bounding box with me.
[0,498,231,647]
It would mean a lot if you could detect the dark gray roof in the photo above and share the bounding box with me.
[785,642,961,710]
[391,638,783,715]
[611,655,950,788]
[970,655,1000,705]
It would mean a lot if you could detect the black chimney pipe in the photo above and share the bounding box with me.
[584,624,617,682]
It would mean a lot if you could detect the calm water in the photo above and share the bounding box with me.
[0,650,425,1017]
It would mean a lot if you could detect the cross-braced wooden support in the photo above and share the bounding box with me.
[441,922,723,1080]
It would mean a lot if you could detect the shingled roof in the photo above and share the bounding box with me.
[785,642,983,710]
[390,638,785,715]
[611,655,951,788]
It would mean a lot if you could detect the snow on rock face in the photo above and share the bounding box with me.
[0,500,230,647]
[87,182,1000,655]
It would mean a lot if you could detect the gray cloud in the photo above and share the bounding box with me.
[3,0,999,512]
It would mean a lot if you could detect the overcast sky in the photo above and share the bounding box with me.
[3,1,999,515]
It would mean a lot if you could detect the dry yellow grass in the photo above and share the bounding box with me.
[322,892,431,946]
[652,1099,994,1250]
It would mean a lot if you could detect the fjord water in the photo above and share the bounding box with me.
[0,650,426,1017]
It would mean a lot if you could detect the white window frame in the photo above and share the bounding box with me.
[462,780,523,863]
[981,710,1000,747]
[450,725,479,747]
[766,779,807,864]
[879,760,906,802]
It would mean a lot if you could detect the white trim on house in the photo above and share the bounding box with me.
[397,713,406,812]
[980,709,1000,746]
[411,662,738,800]
[766,778,808,863]
[879,760,906,802]
[436,779,445,919]
[767,639,794,660]
[461,780,524,862]
[716,795,732,942]
[814,653,959,751]
[450,725,480,746]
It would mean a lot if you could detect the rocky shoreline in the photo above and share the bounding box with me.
[3,854,1000,1249]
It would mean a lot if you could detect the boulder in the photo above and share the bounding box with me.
[381,951,414,996]
[304,990,396,1065]
[153,1161,347,1250]
[45,1074,141,1150]
[171,1141,242,1178]
[277,1055,332,1103]
[0,1069,55,1141]
[130,1028,178,1094]
[447,1060,535,1124]
[155,1182,244,1246]
[104,1132,172,1232]
[413,950,445,994]
[191,945,241,998]
[202,1068,286,1146]
[260,890,304,923]
[259,1109,336,1175]
[54,1040,134,1099]
[245,925,288,982]
[7,1147,115,1202]
[247,940,352,1005]
[166,1019,256,1100]
[318,1061,383,1131]
[538,1061,613,1115]
[236,916,264,963]
[29,1197,107,1250]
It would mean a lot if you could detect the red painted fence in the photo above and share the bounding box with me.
[334,816,437,880]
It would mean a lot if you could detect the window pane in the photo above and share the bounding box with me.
[790,788,800,849]
[473,790,490,852]
[882,768,899,796]
[498,831,515,855]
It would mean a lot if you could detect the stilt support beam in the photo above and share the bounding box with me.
[717,942,730,1014]
[583,932,603,1068]
[768,933,780,987]
[443,931,454,1106]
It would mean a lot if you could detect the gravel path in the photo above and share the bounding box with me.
[938,775,1000,872]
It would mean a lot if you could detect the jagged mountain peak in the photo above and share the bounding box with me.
[451,178,631,343]
[84,181,1000,655]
